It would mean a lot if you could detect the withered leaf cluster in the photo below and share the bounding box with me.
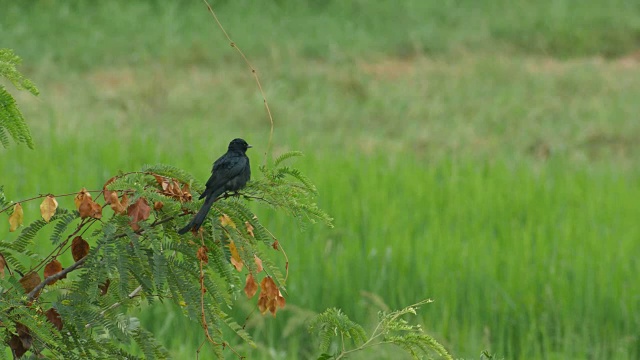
[153,175,192,202]
[74,188,102,220]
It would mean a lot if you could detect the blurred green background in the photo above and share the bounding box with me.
[2,0,640,358]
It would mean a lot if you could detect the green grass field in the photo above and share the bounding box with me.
[2,0,640,358]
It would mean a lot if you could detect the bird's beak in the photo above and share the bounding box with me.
[247,144,253,148]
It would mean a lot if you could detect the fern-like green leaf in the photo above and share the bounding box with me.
[0,49,38,149]
[274,150,303,167]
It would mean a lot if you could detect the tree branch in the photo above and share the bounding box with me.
[27,255,88,301]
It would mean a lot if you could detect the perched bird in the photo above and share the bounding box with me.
[178,138,251,234]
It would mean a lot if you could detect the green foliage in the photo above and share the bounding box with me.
[308,308,367,354]
[254,151,333,228]
[308,300,452,360]
[0,48,37,149]
[0,154,328,358]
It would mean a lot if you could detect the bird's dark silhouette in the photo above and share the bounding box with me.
[178,138,251,234]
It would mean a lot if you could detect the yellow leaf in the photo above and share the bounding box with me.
[228,240,243,271]
[220,214,236,228]
[9,203,23,232]
[40,196,58,222]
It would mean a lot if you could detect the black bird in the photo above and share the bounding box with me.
[178,138,251,234]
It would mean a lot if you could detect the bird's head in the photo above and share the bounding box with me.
[228,138,252,153]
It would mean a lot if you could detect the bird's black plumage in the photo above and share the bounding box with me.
[178,138,251,234]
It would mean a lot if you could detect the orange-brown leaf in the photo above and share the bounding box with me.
[120,194,129,208]
[109,193,125,214]
[127,197,150,231]
[110,194,128,215]
[154,201,164,211]
[254,255,263,273]
[103,177,117,204]
[45,308,63,331]
[276,290,286,308]
[40,196,58,222]
[260,276,278,298]
[244,273,258,298]
[9,203,23,232]
[78,195,101,219]
[90,200,102,219]
[74,188,92,210]
[181,183,192,201]
[228,240,243,271]
[19,272,41,294]
[197,246,209,264]
[43,260,63,285]
[220,214,236,228]
[71,236,90,262]
[153,174,165,187]
[245,221,255,237]
[257,295,268,314]
[257,276,285,316]
[170,181,182,196]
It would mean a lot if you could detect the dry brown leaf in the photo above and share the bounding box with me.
[257,276,285,316]
[254,255,263,273]
[154,201,164,211]
[45,308,63,331]
[40,196,58,222]
[74,188,92,210]
[71,236,90,262]
[110,194,128,215]
[109,193,125,214]
[120,194,129,208]
[8,323,31,358]
[257,294,268,314]
[219,214,236,228]
[9,203,23,232]
[0,252,9,278]
[19,272,41,294]
[244,273,258,298]
[78,195,101,219]
[153,174,165,187]
[276,291,286,308]
[181,183,192,201]
[245,221,255,237]
[260,276,278,298]
[43,260,63,285]
[170,181,182,196]
[90,200,103,219]
[103,177,117,204]
[197,246,209,264]
[108,192,119,205]
[99,279,111,296]
[127,197,150,231]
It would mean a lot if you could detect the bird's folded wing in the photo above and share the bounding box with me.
[205,155,248,190]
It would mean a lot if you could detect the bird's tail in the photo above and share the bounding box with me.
[177,192,219,235]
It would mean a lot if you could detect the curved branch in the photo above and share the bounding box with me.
[27,255,88,301]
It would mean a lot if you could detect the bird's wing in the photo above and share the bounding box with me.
[203,154,248,193]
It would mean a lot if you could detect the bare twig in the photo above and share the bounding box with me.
[0,190,102,214]
[201,0,275,166]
